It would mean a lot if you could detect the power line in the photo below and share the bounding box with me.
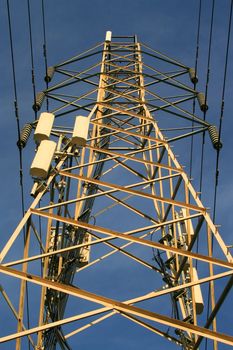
[6,1,31,349]
[213,0,233,224]
[27,0,37,120]
[189,0,202,182]
[41,0,49,111]
[6,0,25,213]
[205,2,233,349]
[189,0,202,269]
[199,0,216,197]
[197,3,216,349]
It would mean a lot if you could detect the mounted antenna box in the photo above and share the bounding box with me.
[192,267,204,314]
[49,230,63,256]
[77,233,91,267]
[72,116,89,146]
[105,31,112,42]
[30,140,56,179]
[179,208,194,244]
[34,112,55,142]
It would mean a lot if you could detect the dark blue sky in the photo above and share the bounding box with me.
[0,1,233,349]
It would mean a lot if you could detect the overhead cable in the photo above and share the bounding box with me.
[41,0,49,111]
[6,0,25,212]
[199,0,216,196]
[27,0,37,120]
[190,0,202,268]
[205,2,233,350]
[213,0,233,224]
[6,1,31,349]
[189,0,202,181]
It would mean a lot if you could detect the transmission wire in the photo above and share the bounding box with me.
[205,2,233,349]
[213,0,233,224]
[189,0,202,269]
[41,0,49,111]
[199,0,216,197]
[38,0,49,278]
[6,0,24,205]
[198,2,216,349]
[27,0,44,279]
[26,1,43,344]
[27,0,37,120]
[189,0,202,182]
[6,1,30,348]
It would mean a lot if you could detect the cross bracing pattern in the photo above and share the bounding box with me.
[0,32,232,350]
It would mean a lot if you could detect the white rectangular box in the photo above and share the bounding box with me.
[192,267,204,314]
[72,116,89,146]
[105,31,112,42]
[30,140,56,178]
[34,112,55,142]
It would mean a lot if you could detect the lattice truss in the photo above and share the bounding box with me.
[0,33,232,350]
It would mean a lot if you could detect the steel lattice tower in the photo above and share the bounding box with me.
[0,32,233,350]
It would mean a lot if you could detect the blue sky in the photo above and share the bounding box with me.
[0,1,233,349]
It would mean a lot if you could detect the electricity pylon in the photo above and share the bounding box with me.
[0,32,233,350]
